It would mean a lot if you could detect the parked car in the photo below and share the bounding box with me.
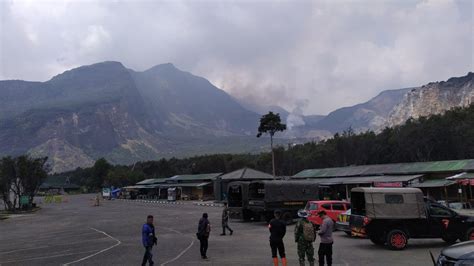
[336,209,351,236]
[350,187,474,250]
[436,240,474,265]
[304,200,350,226]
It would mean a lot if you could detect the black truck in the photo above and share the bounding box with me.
[247,180,319,224]
[350,187,474,250]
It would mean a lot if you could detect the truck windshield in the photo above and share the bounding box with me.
[351,192,366,215]
[305,202,318,210]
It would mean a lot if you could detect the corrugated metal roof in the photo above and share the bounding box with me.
[411,179,457,188]
[446,172,474,180]
[293,159,474,178]
[167,173,222,181]
[160,182,212,188]
[220,168,274,180]
[295,175,421,185]
[136,178,167,185]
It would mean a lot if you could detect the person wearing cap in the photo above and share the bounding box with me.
[268,209,287,266]
[295,210,316,266]
[317,210,334,266]
[141,215,157,266]
[197,213,211,259]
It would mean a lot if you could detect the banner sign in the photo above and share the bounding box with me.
[373,182,403,188]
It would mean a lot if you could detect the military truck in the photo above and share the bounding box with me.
[247,180,319,224]
[227,181,253,221]
[350,187,474,250]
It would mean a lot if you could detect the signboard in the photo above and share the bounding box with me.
[20,195,29,206]
[102,188,111,198]
[373,182,403,188]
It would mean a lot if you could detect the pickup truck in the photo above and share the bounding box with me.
[350,187,474,250]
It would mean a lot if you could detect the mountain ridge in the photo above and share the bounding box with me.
[1,61,472,173]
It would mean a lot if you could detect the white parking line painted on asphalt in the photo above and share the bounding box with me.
[0,237,110,255]
[62,227,121,265]
[0,250,97,264]
[159,227,195,266]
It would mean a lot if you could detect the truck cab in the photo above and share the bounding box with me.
[350,187,474,250]
[227,181,252,221]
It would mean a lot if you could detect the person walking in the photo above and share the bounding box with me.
[220,202,233,236]
[295,210,316,266]
[197,213,211,259]
[141,215,157,266]
[317,211,334,266]
[268,210,287,266]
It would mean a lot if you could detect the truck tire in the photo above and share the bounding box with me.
[462,227,474,241]
[369,234,385,246]
[282,212,293,225]
[386,229,408,250]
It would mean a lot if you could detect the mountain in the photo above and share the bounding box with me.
[0,62,260,173]
[131,63,258,137]
[387,72,474,127]
[313,88,412,133]
[1,60,471,173]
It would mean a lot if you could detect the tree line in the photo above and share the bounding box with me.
[0,156,48,211]
[52,104,474,190]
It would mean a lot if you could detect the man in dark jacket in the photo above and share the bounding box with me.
[142,215,157,266]
[220,203,233,236]
[197,213,211,259]
[268,210,287,266]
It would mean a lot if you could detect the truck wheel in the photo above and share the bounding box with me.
[369,234,385,246]
[282,212,293,225]
[386,229,408,250]
[441,233,458,244]
[463,227,474,241]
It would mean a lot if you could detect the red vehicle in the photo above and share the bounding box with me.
[304,200,351,226]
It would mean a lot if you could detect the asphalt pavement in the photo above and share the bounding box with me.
[0,194,447,265]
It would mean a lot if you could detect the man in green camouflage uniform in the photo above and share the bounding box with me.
[294,210,315,266]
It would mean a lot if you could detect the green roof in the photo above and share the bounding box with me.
[220,168,273,180]
[136,178,167,185]
[167,173,222,182]
[411,179,457,188]
[293,159,474,178]
[447,172,474,180]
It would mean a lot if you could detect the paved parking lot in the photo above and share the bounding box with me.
[0,194,447,265]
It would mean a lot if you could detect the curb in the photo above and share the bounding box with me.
[118,199,186,205]
[194,202,224,208]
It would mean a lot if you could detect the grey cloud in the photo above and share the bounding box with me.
[1,0,472,115]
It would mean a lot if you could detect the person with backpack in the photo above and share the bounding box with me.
[295,210,316,266]
[268,209,287,266]
[197,213,211,259]
[141,215,157,266]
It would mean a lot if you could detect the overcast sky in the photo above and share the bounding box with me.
[1,0,472,115]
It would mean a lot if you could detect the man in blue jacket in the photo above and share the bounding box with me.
[142,215,157,266]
